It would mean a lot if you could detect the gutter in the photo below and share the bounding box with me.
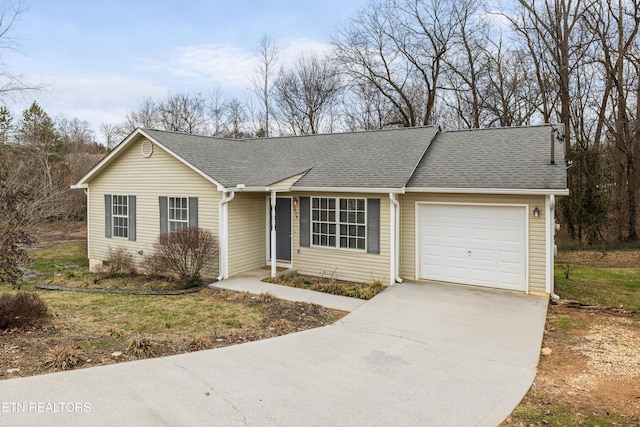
[217,191,235,281]
[389,193,403,285]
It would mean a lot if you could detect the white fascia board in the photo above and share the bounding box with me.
[224,186,268,192]
[292,186,406,194]
[405,187,570,196]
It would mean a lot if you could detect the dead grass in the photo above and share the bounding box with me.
[43,346,84,371]
[1,227,346,380]
[264,274,385,300]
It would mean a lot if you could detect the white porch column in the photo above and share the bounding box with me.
[270,191,277,278]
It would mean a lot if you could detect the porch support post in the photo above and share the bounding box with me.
[270,191,277,278]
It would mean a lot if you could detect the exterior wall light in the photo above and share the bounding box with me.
[533,207,540,218]
[293,198,299,208]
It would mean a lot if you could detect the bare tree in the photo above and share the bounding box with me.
[274,53,342,135]
[208,89,228,137]
[99,122,125,150]
[333,0,466,127]
[440,1,489,129]
[0,1,41,101]
[583,0,640,241]
[508,0,593,152]
[250,35,279,137]
[157,92,208,134]
[122,97,159,133]
[223,98,248,139]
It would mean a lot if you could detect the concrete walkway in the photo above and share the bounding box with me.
[0,280,548,427]
[211,268,366,312]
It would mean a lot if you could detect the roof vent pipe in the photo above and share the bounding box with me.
[550,128,555,165]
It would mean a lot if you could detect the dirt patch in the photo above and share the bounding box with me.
[556,249,640,268]
[32,221,87,244]
[510,304,640,424]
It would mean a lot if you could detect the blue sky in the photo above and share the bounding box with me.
[6,0,369,140]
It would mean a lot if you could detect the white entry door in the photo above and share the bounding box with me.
[418,204,526,291]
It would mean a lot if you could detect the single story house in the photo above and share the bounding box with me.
[72,124,568,295]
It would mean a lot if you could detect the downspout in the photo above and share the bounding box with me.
[389,193,403,284]
[217,191,235,281]
[85,189,90,261]
[549,195,560,301]
[270,191,277,278]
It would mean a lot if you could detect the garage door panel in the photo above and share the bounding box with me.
[419,204,526,291]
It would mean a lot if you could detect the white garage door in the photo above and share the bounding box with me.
[418,204,526,291]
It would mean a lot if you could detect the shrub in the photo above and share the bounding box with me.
[145,227,218,280]
[184,272,203,288]
[102,247,135,276]
[270,319,294,334]
[43,346,83,370]
[188,335,210,352]
[0,292,50,330]
[127,335,155,358]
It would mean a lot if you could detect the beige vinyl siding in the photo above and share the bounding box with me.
[227,193,267,276]
[399,193,547,294]
[268,173,305,192]
[87,136,220,276]
[291,192,391,284]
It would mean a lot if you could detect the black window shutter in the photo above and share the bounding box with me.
[105,194,112,238]
[188,197,198,228]
[367,198,380,254]
[159,196,168,234]
[299,197,310,247]
[128,195,136,241]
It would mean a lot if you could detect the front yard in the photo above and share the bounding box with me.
[503,249,640,426]
[1,237,345,379]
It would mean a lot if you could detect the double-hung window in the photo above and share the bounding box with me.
[311,197,366,251]
[105,194,135,240]
[112,195,129,238]
[168,196,189,232]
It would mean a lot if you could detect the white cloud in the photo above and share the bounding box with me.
[7,72,168,138]
[138,44,258,91]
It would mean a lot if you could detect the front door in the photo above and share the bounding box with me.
[270,197,292,262]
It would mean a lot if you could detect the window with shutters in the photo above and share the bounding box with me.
[112,195,129,238]
[311,197,366,251]
[168,197,189,232]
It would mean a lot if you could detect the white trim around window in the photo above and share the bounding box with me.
[112,195,129,238]
[168,196,189,232]
[311,197,367,251]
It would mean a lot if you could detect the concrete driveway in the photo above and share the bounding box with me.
[0,281,548,426]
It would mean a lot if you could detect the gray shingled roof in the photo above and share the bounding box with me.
[142,127,439,189]
[407,125,568,190]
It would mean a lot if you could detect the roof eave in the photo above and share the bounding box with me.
[291,186,406,194]
[405,187,570,196]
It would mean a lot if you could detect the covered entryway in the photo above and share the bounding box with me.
[269,197,292,264]
[418,203,527,291]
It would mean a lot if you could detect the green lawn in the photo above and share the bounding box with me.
[555,264,640,311]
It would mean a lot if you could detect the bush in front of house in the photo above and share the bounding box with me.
[102,247,136,276]
[145,227,218,286]
[0,292,50,330]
